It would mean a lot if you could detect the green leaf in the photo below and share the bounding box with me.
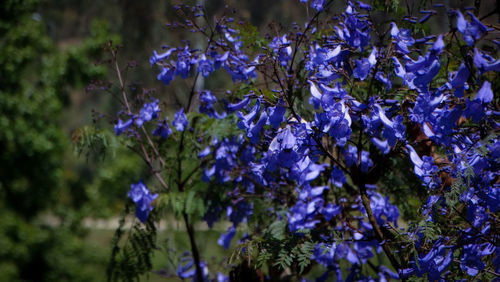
[267,220,286,240]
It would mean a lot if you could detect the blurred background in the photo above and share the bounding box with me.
[0,0,497,281]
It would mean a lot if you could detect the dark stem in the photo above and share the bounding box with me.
[359,185,402,276]
[186,72,201,112]
[176,105,203,281]
[173,18,222,280]
[355,128,403,279]
[183,212,204,281]
[480,9,497,21]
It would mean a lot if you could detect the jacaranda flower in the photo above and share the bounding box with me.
[128,181,158,223]
[173,108,188,131]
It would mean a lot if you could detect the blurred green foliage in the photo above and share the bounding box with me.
[0,0,121,280]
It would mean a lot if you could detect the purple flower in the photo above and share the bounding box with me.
[217,272,229,282]
[198,146,211,159]
[288,200,320,232]
[138,3,500,278]
[369,191,400,225]
[227,201,253,226]
[224,30,242,51]
[136,99,160,127]
[456,10,489,46]
[489,140,500,159]
[352,241,374,264]
[493,246,500,274]
[475,80,493,103]
[376,105,405,146]
[236,98,261,130]
[175,60,190,79]
[173,108,188,131]
[267,100,286,128]
[247,111,268,144]
[473,48,500,75]
[313,102,352,146]
[296,157,328,184]
[199,91,226,119]
[430,34,445,54]
[308,44,344,70]
[150,48,176,66]
[176,255,209,280]
[371,137,390,154]
[344,145,372,172]
[225,58,258,83]
[203,204,222,228]
[335,4,371,51]
[331,166,347,187]
[357,1,371,10]
[344,145,358,167]
[311,0,325,11]
[217,226,236,249]
[157,66,175,85]
[390,22,415,54]
[409,92,445,124]
[446,63,470,97]
[269,35,292,66]
[353,48,377,81]
[403,239,453,280]
[419,13,432,24]
[406,145,439,188]
[375,71,392,91]
[415,35,436,44]
[197,54,214,77]
[175,46,193,79]
[152,119,172,139]
[379,265,399,281]
[398,36,443,91]
[226,96,251,112]
[309,81,343,109]
[269,126,299,168]
[319,82,348,100]
[321,204,342,221]
[460,243,494,276]
[312,243,337,267]
[128,181,158,223]
[114,117,134,136]
[213,51,229,70]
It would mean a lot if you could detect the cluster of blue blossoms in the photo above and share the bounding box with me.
[127,181,158,223]
[112,0,500,280]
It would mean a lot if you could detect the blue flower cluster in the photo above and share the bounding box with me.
[108,0,500,280]
[150,19,260,84]
[127,181,158,223]
[114,99,161,136]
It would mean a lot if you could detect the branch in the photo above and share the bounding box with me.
[183,212,205,281]
[111,49,169,191]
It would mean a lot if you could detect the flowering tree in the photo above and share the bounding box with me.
[95,0,500,281]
